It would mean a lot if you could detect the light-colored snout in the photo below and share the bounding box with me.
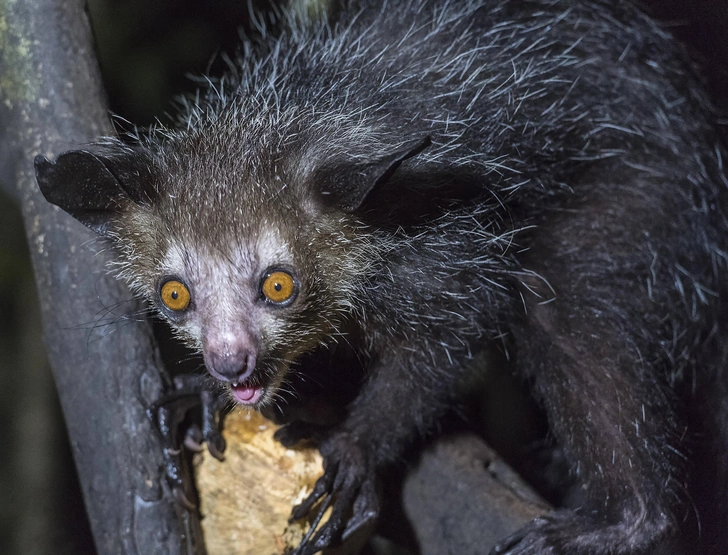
[202,330,258,383]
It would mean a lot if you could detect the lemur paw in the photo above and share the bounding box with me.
[490,509,672,555]
[288,433,379,555]
[147,374,228,508]
[490,512,570,555]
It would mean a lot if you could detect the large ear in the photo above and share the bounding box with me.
[317,135,432,212]
[34,149,157,236]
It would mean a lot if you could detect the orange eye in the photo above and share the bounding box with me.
[262,271,296,304]
[160,280,191,311]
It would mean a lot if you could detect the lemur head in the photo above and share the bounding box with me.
[35,132,430,407]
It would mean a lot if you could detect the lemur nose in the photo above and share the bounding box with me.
[205,350,257,383]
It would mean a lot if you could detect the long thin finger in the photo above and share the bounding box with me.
[290,462,339,521]
[292,493,334,555]
[343,478,379,540]
[302,482,360,555]
[201,388,226,460]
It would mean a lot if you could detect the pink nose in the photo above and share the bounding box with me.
[204,347,257,383]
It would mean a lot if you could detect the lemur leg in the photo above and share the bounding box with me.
[290,342,466,555]
[495,193,689,554]
[493,305,683,553]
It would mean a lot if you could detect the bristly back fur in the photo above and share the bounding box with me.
[35,0,728,552]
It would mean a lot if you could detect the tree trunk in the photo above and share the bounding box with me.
[0,0,204,553]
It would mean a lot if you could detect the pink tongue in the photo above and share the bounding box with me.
[231,384,262,405]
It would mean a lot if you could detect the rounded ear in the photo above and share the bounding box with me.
[316,135,432,212]
[35,149,157,236]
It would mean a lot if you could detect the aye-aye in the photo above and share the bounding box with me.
[34,0,728,553]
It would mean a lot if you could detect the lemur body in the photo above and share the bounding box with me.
[36,0,728,553]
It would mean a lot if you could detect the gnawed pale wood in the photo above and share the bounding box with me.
[196,410,325,554]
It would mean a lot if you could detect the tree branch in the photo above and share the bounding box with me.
[0,1,204,552]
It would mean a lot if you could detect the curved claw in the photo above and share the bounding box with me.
[291,494,334,555]
[344,477,379,540]
[289,434,380,555]
[489,514,561,555]
[298,476,378,555]
[300,482,359,554]
[206,433,226,461]
[183,424,205,452]
[173,486,197,512]
[183,421,225,459]
[290,462,339,522]
[487,510,661,555]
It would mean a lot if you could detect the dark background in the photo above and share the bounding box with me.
[0,1,726,553]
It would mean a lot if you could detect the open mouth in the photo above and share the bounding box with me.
[230,381,264,405]
[224,361,288,407]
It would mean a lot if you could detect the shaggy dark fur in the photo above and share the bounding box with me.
[35,0,728,553]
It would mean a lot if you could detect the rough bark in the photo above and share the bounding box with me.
[402,434,549,555]
[0,0,204,553]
